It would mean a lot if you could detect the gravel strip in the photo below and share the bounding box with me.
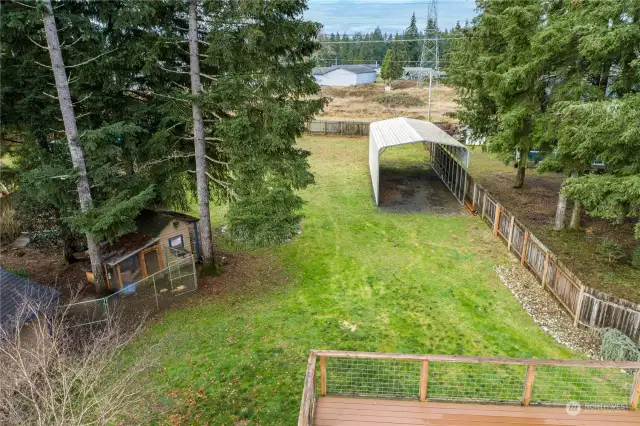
[495,264,601,358]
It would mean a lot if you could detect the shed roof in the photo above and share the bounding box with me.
[0,269,60,336]
[312,65,377,75]
[369,118,469,205]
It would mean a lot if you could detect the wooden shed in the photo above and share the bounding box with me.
[98,210,200,291]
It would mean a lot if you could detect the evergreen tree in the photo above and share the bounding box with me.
[381,44,407,87]
[405,12,421,63]
[446,0,546,188]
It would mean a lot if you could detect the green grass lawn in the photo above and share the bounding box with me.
[122,137,580,424]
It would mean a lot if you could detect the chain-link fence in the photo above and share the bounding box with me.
[308,351,640,410]
[65,249,197,327]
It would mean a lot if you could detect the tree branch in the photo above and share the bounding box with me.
[34,60,53,69]
[27,35,48,50]
[66,49,117,69]
[42,91,58,100]
[12,0,36,9]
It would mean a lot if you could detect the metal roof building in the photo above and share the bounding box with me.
[0,269,60,337]
[369,117,469,205]
[312,65,377,86]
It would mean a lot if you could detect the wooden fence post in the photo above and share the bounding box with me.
[630,368,640,411]
[493,204,501,236]
[522,364,536,407]
[472,182,477,208]
[507,216,515,252]
[573,286,585,327]
[521,231,529,265]
[320,356,327,397]
[307,120,311,135]
[541,251,550,289]
[419,360,429,402]
[481,192,487,219]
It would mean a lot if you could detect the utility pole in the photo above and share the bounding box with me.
[427,70,433,121]
[418,0,439,88]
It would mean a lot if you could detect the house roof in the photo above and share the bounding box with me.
[0,269,60,336]
[135,209,198,237]
[312,65,377,75]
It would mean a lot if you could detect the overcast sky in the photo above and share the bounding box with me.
[304,0,478,35]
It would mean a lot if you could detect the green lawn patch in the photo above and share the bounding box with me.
[122,137,578,424]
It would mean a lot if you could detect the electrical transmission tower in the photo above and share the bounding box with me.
[418,0,439,86]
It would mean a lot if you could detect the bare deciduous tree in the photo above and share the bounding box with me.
[0,296,155,426]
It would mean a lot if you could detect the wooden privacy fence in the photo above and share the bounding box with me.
[305,120,455,138]
[465,175,640,344]
[298,350,640,425]
[306,119,370,136]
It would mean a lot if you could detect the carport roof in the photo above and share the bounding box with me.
[370,117,468,164]
[369,117,469,206]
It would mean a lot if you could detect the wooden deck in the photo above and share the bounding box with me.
[314,397,640,426]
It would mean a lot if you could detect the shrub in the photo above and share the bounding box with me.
[599,328,640,361]
[373,92,424,108]
[598,239,624,263]
[0,197,20,244]
[632,247,640,270]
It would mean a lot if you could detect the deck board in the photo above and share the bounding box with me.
[314,397,640,426]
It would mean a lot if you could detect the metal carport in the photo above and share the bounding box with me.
[369,117,469,205]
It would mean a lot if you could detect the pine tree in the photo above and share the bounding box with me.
[405,12,421,63]
[446,0,546,188]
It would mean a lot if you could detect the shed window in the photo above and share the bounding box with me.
[169,235,184,249]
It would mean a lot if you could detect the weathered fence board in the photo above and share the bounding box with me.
[306,120,370,136]
[466,173,640,343]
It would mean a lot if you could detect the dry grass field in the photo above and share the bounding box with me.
[317,81,458,123]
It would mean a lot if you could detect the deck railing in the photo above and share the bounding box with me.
[298,350,640,425]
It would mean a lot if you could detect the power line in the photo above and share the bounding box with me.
[319,37,462,44]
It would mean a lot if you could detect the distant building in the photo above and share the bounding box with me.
[312,65,377,86]
[402,67,446,81]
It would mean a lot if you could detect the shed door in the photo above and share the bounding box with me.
[144,250,162,276]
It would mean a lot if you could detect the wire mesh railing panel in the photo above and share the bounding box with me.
[325,357,421,399]
[531,366,637,409]
[428,362,526,403]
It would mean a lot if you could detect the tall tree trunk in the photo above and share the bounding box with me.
[569,199,581,229]
[42,0,104,290]
[554,190,568,230]
[188,0,215,268]
[514,154,526,188]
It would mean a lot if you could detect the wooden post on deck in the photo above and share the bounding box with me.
[493,204,501,236]
[320,356,327,397]
[630,368,640,411]
[507,216,515,252]
[541,252,550,289]
[521,231,529,265]
[419,360,429,402]
[522,364,536,407]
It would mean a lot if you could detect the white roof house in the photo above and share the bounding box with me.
[312,65,377,86]
[369,117,469,205]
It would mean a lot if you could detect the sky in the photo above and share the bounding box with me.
[304,0,478,35]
